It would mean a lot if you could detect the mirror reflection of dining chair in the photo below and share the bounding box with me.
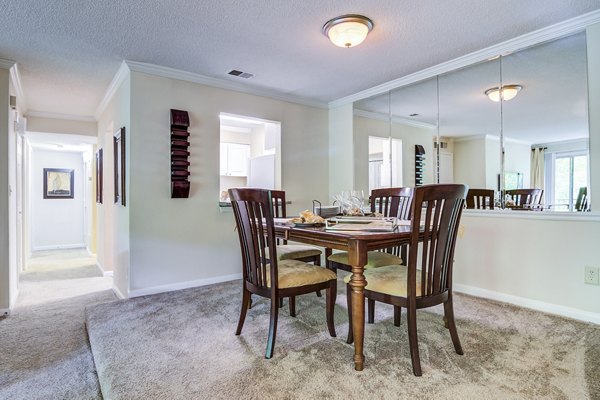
[575,187,589,212]
[505,189,543,210]
[345,184,468,376]
[466,188,495,210]
[229,188,337,359]
[328,187,413,325]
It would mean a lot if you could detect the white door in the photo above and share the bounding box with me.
[439,152,454,183]
[16,133,23,273]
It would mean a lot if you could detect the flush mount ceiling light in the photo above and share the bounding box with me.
[484,85,523,102]
[322,14,373,48]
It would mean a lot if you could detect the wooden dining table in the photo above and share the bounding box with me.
[274,222,413,371]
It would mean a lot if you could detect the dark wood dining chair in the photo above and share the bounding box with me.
[575,187,589,212]
[229,188,337,359]
[345,184,467,376]
[328,187,413,325]
[466,188,495,210]
[271,190,322,265]
[505,189,543,210]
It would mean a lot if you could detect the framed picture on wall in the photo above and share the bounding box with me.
[43,168,74,199]
[95,148,103,204]
[114,127,126,206]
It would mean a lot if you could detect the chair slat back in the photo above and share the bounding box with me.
[271,190,287,218]
[408,184,467,298]
[506,189,543,208]
[229,188,278,291]
[270,190,286,244]
[371,187,414,258]
[575,187,588,211]
[466,188,494,210]
[370,187,413,219]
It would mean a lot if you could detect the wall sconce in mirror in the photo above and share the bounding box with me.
[484,84,523,102]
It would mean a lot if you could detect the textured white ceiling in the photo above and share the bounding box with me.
[1,0,599,118]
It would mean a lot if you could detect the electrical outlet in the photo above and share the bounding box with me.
[584,266,599,285]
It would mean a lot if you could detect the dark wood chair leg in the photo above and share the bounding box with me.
[393,306,401,327]
[443,315,448,329]
[406,303,422,376]
[367,298,375,324]
[315,255,322,297]
[346,284,353,344]
[326,280,337,337]
[279,298,284,308]
[265,297,279,359]
[236,289,251,335]
[248,295,253,309]
[444,296,464,355]
[289,296,296,317]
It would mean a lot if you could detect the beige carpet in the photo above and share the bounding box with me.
[86,276,600,400]
[0,249,115,400]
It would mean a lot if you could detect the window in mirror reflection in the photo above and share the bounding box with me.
[368,136,403,191]
[547,151,589,211]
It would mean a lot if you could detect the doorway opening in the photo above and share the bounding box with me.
[368,136,403,191]
[218,113,281,203]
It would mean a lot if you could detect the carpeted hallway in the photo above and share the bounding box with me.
[0,249,115,400]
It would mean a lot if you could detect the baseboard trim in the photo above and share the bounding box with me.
[0,308,10,316]
[32,243,86,251]
[128,273,243,298]
[95,262,113,277]
[111,285,127,300]
[454,284,600,325]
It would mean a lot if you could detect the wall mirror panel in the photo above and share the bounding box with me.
[352,29,591,213]
[439,58,501,201]
[389,78,438,188]
[501,32,589,211]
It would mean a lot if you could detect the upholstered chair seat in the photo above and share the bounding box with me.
[343,265,421,297]
[270,260,337,288]
[328,251,402,269]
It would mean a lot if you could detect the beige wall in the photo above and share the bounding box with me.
[126,71,328,294]
[96,73,131,297]
[455,212,600,322]
[26,116,97,136]
[328,104,353,199]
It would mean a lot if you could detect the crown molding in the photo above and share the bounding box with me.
[25,110,96,122]
[94,61,130,120]
[8,63,27,112]
[0,58,15,70]
[330,9,600,108]
[354,109,437,130]
[125,60,328,110]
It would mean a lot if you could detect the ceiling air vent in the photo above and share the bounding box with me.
[228,69,254,79]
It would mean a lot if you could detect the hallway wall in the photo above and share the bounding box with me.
[31,149,85,250]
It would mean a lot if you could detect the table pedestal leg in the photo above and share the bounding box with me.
[348,239,367,371]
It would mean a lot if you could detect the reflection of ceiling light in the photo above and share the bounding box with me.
[485,85,523,102]
[322,15,373,48]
